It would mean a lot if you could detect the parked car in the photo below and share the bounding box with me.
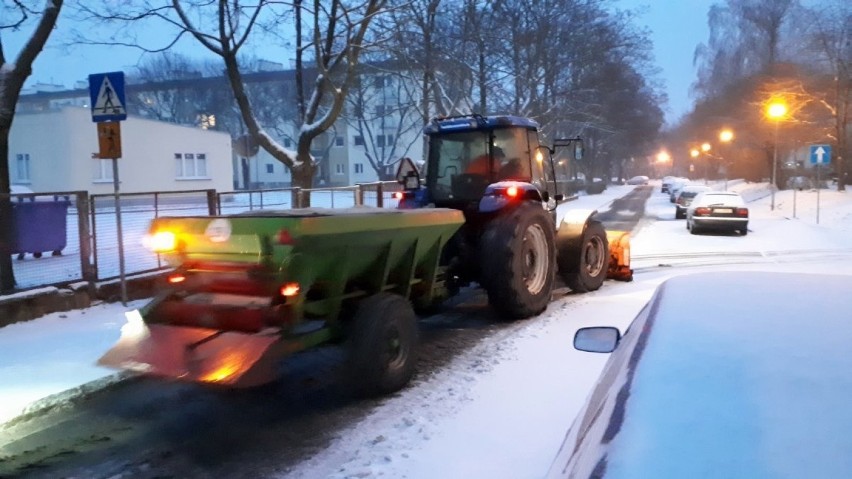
[786,176,812,190]
[686,191,748,235]
[660,176,677,193]
[626,175,649,185]
[668,179,690,203]
[674,185,713,219]
[547,271,852,479]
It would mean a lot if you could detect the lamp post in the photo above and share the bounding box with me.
[701,143,711,184]
[656,150,672,177]
[767,102,788,211]
[719,129,734,190]
[690,148,700,181]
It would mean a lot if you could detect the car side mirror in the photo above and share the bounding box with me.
[395,157,421,190]
[574,326,620,353]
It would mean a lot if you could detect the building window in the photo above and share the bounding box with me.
[266,164,274,174]
[375,105,386,116]
[335,164,344,175]
[335,136,344,147]
[354,135,364,146]
[374,75,392,88]
[175,152,209,179]
[14,154,31,183]
[284,138,292,148]
[354,163,364,174]
[94,158,113,182]
[375,135,394,147]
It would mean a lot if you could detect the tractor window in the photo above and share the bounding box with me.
[528,130,555,199]
[493,128,531,182]
[428,131,489,201]
[426,127,533,203]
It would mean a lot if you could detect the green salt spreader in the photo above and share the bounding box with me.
[99,207,464,395]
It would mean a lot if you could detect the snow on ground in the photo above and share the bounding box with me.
[2,180,852,478]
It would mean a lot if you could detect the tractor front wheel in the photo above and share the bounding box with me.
[558,220,609,293]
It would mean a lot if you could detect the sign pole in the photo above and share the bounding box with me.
[112,157,128,305]
[808,144,832,226]
[89,71,128,305]
[817,164,821,225]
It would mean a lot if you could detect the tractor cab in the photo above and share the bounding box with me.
[406,115,584,213]
[422,115,550,207]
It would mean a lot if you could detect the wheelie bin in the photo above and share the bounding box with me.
[10,198,70,260]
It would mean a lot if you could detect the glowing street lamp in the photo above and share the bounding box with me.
[767,101,788,211]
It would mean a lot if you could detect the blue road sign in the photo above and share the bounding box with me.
[88,72,127,122]
[809,144,832,165]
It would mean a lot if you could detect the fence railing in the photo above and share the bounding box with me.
[6,182,401,292]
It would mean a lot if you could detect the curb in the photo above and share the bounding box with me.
[0,371,138,430]
[0,271,169,328]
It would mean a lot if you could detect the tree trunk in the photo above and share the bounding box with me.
[0,1,64,292]
[0,124,15,292]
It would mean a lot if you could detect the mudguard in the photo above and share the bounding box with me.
[556,210,633,281]
[478,181,545,213]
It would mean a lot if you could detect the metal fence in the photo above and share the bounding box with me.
[6,181,401,291]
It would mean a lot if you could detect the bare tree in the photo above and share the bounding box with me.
[805,0,850,190]
[344,68,422,178]
[82,0,387,198]
[131,52,213,124]
[176,0,386,195]
[694,0,798,100]
[0,0,65,293]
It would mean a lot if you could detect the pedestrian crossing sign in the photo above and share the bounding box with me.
[88,71,127,122]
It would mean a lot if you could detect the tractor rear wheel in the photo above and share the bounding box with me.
[558,220,609,293]
[479,202,556,319]
[347,293,418,397]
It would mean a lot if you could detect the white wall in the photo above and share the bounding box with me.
[9,107,233,194]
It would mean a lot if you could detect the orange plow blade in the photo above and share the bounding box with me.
[98,310,281,388]
[606,230,633,282]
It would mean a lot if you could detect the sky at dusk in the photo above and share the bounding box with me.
[7,1,718,126]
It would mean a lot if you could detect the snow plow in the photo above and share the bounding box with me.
[100,114,632,395]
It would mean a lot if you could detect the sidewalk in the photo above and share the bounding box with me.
[0,185,639,426]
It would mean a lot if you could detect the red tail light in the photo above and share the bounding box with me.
[736,208,749,217]
[392,191,403,200]
[167,273,186,284]
[506,186,519,198]
[277,229,295,245]
[694,207,712,216]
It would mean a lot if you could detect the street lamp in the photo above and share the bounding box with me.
[719,129,734,190]
[767,101,788,211]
